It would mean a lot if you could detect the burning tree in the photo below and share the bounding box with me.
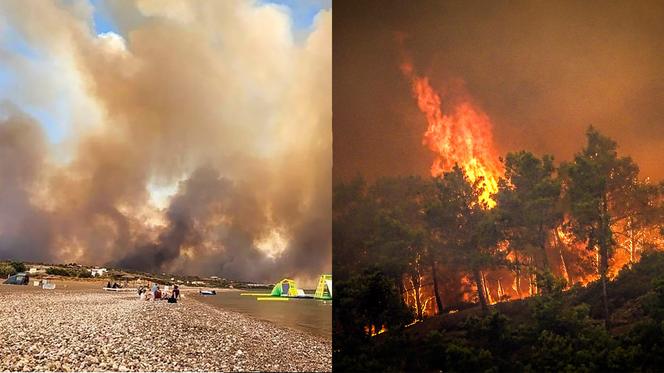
[496,151,563,297]
[368,177,439,320]
[609,176,664,272]
[564,127,641,325]
[426,166,504,312]
[333,176,441,320]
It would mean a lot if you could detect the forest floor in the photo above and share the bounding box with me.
[395,252,664,341]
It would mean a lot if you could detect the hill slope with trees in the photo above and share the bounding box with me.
[334,127,664,372]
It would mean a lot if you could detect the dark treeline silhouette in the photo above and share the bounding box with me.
[334,127,664,372]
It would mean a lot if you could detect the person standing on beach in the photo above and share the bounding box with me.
[151,283,158,301]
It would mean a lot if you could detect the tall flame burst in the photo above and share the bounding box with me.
[400,61,502,207]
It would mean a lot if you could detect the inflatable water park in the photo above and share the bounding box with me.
[242,274,332,301]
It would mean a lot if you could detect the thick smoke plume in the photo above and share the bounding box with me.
[0,0,331,285]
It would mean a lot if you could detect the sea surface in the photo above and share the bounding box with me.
[191,290,331,339]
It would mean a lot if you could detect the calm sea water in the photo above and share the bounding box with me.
[191,290,331,339]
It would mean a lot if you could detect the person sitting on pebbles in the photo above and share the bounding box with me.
[155,286,162,300]
[167,285,180,303]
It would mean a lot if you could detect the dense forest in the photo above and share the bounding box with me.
[333,127,664,372]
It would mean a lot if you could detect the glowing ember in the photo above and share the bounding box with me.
[366,325,387,337]
[400,61,502,207]
[405,320,422,328]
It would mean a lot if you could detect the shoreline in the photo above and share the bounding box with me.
[187,293,330,342]
[189,292,332,340]
[0,284,331,372]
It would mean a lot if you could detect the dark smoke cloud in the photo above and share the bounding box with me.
[116,167,276,282]
[0,1,330,285]
[333,0,664,183]
[0,104,53,262]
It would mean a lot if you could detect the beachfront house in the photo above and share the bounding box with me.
[28,267,47,275]
[89,268,108,277]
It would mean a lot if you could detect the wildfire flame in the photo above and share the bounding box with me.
[400,61,502,207]
[394,40,663,323]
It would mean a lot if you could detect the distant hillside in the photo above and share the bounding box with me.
[0,260,260,289]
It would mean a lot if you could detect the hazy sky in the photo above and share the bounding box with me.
[333,0,664,183]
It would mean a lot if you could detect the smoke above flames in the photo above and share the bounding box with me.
[0,1,331,285]
[333,1,664,185]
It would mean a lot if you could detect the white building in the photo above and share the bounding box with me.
[89,268,108,277]
[29,267,47,274]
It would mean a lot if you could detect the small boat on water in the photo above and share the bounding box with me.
[199,290,217,296]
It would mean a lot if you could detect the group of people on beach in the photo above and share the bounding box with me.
[138,283,180,303]
[106,281,123,289]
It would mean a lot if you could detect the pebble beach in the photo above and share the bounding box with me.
[0,284,331,372]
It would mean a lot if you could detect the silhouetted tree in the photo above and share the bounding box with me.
[368,177,437,318]
[564,126,639,326]
[496,151,562,294]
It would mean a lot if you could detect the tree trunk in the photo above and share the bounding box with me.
[628,217,635,268]
[600,193,611,327]
[600,267,609,327]
[554,226,573,285]
[481,271,493,305]
[430,259,444,314]
[559,249,570,286]
[599,239,610,327]
[397,277,406,304]
[539,222,550,271]
[497,278,504,301]
[514,250,521,298]
[528,269,538,296]
[412,273,423,320]
[473,268,489,313]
